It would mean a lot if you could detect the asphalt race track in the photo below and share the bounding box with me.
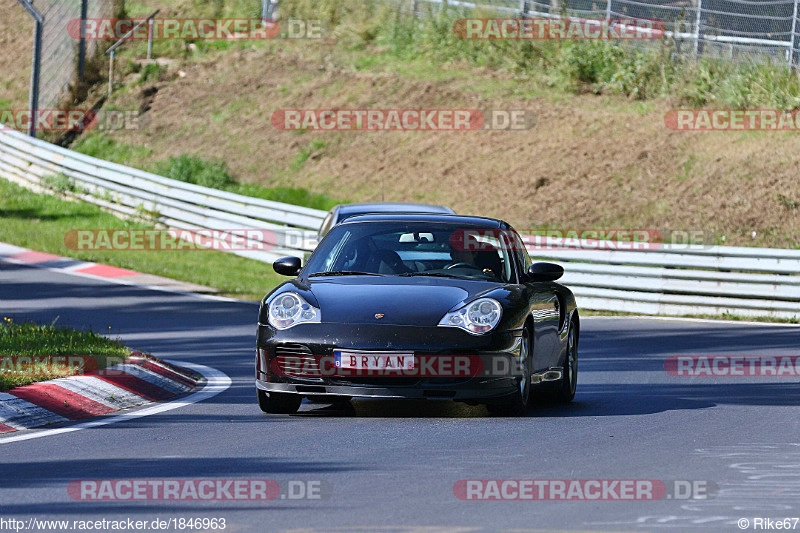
[2,259,800,532]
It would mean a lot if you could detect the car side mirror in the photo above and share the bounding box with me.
[273,256,302,277]
[527,262,564,282]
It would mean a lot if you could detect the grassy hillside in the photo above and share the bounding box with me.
[1,0,799,248]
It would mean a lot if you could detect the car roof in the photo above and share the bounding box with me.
[335,202,455,217]
[339,213,505,228]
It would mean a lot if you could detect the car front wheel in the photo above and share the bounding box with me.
[487,326,532,416]
[257,389,302,414]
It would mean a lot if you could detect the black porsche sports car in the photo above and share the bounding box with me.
[255,213,579,415]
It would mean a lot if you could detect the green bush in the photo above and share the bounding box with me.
[153,155,237,189]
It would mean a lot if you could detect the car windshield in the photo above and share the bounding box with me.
[304,222,516,283]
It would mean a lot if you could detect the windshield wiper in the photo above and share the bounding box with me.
[308,271,385,277]
[397,272,465,279]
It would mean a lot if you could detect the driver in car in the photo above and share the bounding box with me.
[448,247,500,279]
[449,247,477,266]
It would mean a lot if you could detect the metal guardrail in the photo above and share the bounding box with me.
[0,129,326,264]
[526,240,800,318]
[0,128,798,318]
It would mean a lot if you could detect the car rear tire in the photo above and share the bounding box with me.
[257,389,302,414]
[486,326,532,416]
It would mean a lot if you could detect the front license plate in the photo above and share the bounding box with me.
[334,351,414,370]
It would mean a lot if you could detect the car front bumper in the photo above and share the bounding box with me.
[255,377,520,400]
[256,323,525,401]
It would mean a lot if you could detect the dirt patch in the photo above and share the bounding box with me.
[36,40,800,247]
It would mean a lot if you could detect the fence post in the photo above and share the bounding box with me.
[78,0,88,80]
[693,0,703,57]
[262,0,276,20]
[29,17,42,138]
[790,0,798,67]
[147,19,154,59]
[520,0,530,17]
[16,0,43,138]
[605,0,612,22]
[108,50,115,98]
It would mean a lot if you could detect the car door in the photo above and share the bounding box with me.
[510,229,561,371]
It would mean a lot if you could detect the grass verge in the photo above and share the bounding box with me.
[0,178,286,301]
[0,319,131,392]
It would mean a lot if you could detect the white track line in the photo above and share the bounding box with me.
[0,245,250,304]
[0,361,231,444]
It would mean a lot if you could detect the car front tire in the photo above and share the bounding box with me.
[538,320,578,404]
[486,326,532,416]
[257,389,302,414]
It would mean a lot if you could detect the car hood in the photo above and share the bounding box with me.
[306,276,501,326]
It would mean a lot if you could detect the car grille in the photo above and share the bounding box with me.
[272,344,322,380]
[329,377,421,387]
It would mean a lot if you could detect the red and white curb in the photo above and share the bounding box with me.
[0,360,230,444]
[0,242,235,302]
[0,353,200,434]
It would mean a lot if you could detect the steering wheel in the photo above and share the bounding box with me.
[446,262,482,270]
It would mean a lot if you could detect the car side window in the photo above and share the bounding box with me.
[318,210,335,238]
[512,231,531,276]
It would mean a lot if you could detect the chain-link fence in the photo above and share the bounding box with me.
[420,0,800,64]
[38,0,116,110]
[14,0,117,136]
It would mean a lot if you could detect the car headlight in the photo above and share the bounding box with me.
[268,292,321,330]
[438,298,502,335]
